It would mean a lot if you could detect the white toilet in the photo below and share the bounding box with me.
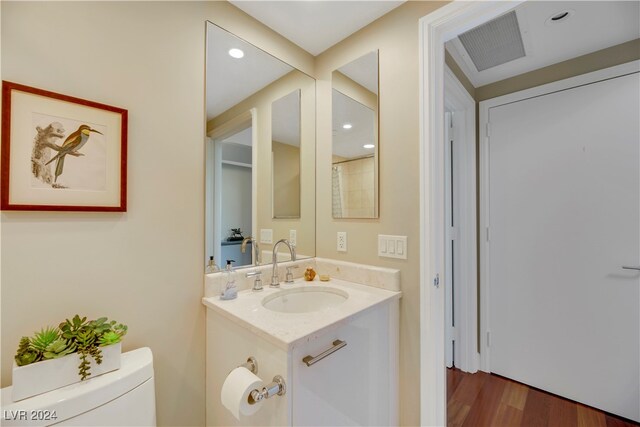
[1,347,156,427]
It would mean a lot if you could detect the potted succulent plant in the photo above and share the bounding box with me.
[12,315,127,401]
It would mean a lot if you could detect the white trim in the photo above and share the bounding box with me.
[478,59,640,372]
[444,66,478,374]
[419,2,523,425]
[221,160,252,168]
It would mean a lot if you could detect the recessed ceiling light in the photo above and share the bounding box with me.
[545,9,574,26]
[228,48,244,59]
[363,144,375,149]
[342,123,352,130]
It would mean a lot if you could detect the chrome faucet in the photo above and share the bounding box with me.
[241,237,261,265]
[271,239,296,287]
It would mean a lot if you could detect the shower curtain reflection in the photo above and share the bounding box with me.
[331,156,374,218]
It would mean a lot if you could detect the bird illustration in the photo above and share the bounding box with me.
[45,124,103,183]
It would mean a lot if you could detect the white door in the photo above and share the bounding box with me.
[486,70,640,421]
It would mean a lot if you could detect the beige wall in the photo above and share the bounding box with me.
[209,71,315,259]
[0,2,315,426]
[315,2,447,425]
[272,141,301,218]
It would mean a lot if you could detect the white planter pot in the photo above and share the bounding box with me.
[11,342,121,402]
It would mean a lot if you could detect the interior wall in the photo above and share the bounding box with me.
[315,2,447,425]
[1,2,315,426]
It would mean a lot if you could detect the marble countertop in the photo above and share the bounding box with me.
[202,278,401,351]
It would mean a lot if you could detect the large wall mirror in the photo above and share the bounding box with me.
[331,50,379,219]
[205,22,316,269]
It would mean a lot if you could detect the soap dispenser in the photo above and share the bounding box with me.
[220,260,238,300]
[205,256,220,274]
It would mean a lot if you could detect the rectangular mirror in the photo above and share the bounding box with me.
[332,50,379,219]
[205,23,315,269]
[272,89,301,218]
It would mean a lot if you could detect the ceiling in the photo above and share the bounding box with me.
[332,89,375,159]
[338,50,379,95]
[229,1,405,56]
[221,127,252,147]
[272,90,301,146]
[207,23,292,119]
[446,1,640,87]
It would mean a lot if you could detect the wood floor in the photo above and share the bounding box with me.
[447,368,639,427]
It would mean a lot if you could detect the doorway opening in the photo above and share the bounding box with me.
[206,110,257,268]
[420,2,640,426]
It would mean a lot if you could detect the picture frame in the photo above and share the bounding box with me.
[1,81,128,211]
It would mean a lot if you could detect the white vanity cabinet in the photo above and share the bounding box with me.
[203,277,400,427]
[290,301,399,426]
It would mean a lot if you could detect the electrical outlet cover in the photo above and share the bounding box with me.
[337,231,347,252]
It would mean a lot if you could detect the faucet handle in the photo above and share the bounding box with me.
[285,265,299,283]
[246,270,263,291]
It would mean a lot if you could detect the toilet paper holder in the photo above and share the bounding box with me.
[240,357,258,375]
[247,375,286,404]
[239,356,286,404]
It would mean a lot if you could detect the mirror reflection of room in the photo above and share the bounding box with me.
[219,125,253,267]
[205,22,316,270]
[331,51,379,219]
[272,90,301,219]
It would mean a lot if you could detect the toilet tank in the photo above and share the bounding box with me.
[1,347,156,427]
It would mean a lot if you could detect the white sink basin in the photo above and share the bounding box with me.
[262,286,349,313]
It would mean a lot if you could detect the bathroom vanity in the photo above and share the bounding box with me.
[203,260,400,427]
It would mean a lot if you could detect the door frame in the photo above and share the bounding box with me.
[444,66,478,373]
[478,60,640,372]
[419,1,524,425]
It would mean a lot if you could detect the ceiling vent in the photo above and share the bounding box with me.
[458,11,526,72]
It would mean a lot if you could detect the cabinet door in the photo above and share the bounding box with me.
[291,301,398,426]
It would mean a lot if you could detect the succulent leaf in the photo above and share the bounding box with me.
[30,326,60,353]
[43,339,76,359]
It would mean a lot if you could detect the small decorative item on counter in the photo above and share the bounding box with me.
[319,274,331,282]
[221,260,238,300]
[206,255,220,273]
[227,228,244,242]
[304,267,316,281]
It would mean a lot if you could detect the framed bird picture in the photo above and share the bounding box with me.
[1,81,127,211]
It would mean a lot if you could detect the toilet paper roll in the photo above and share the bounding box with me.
[221,366,263,420]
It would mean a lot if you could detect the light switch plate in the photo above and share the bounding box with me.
[337,231,347,252]
[289,229,297,246]
[260,229,273,244]
[378,234,407,259]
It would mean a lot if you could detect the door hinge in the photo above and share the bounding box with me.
[448,227,459,241]
[433,274,440,288]
[486,122,491,137]
[451,326,458,342]
[486,227,490,242]
[486,331,491,348]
